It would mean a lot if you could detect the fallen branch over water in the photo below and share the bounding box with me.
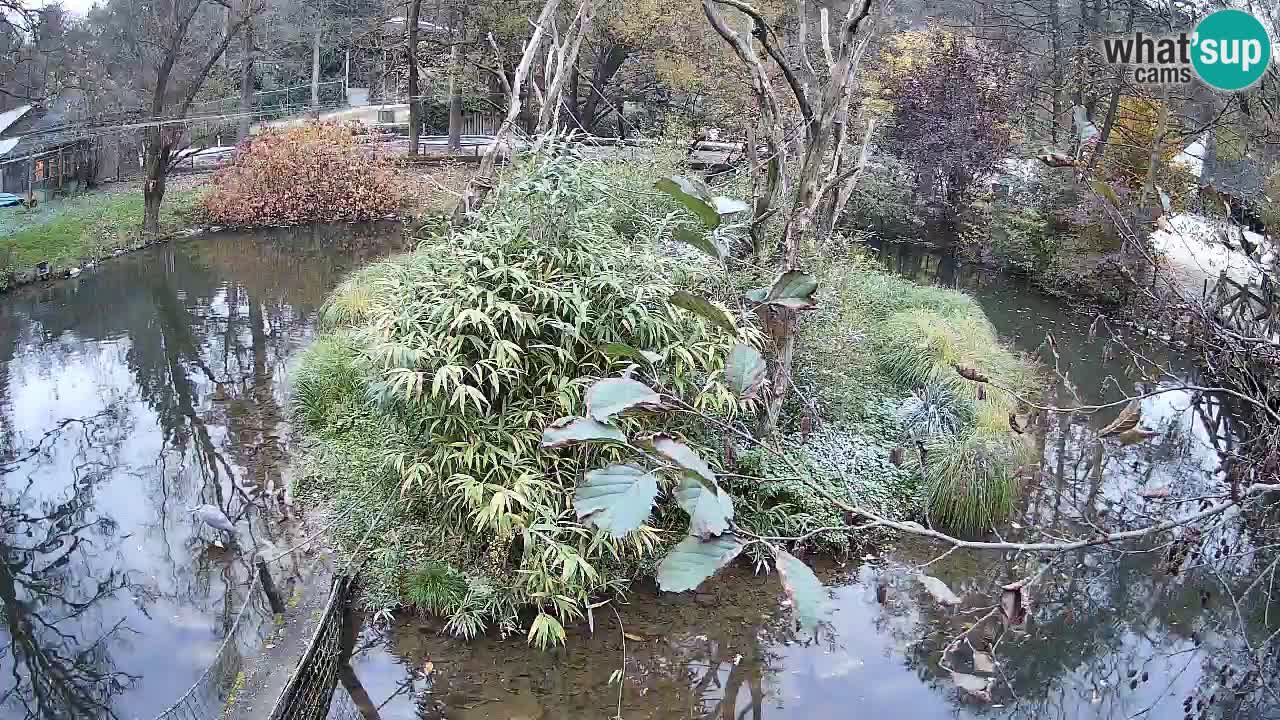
[669,395,1280,554]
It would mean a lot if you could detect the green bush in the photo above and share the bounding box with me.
[295,151,744,644]
[796,255,1039,532]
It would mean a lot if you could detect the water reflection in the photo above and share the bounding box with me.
[339,241,1278,720]
[0,223,406,719]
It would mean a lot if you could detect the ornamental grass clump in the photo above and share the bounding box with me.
[293,154,741,646]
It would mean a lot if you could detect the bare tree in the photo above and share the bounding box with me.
[450,0,589,223]
[407,0,424,155]
[88,0,263,233]
[701,0,875,434]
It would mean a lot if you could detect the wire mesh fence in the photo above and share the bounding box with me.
[152,574,270,720]
[268,575,355,720]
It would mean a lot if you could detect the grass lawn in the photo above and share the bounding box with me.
[1,187,204,287]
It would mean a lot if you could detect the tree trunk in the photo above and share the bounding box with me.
[143,128,169,235]
[758,307,797,436]
[569,62,582,130]
[1047,0,1061,145]
[311,21,321,114]
[238,13,254,142]
[581,43,627,134]
[407,0,423,155]
[447,44,462,151]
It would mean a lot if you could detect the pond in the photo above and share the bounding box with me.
[0,223,407,719]
[1,228,1273,720]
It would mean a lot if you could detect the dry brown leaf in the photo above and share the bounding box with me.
[623,632,646,642]
[1099,399,1142,437]
[1117,427,1159,445]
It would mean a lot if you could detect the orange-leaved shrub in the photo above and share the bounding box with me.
[202,122,405,226]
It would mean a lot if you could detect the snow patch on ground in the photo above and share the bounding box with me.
[1150,213,1272,294]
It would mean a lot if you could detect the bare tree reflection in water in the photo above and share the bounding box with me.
[0,404,139,719]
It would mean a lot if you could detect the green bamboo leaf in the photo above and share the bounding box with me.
[773,547,831,636]
[655,176,721,228]
[657,533,746,592]
[672,226,727,262]
[649,434,716,483]
[585,378,663,422]
[668,291,737,335]
[574,464,660,538]
[675,473,734,538]
[541,416,627,449]
[600,343,663,366]
[724,343,767,399]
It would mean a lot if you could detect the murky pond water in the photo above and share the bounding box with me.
[0,224,406,719]
[3,228,1275,720]
[339,241,1276,720]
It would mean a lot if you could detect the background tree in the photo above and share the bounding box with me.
[879,32,1017,219]
[84,0,264,233]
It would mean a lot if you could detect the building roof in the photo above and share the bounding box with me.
[0,104,33,137]
[0,93,90,165]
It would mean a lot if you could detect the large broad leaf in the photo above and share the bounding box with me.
[1072,105,1099,143]
[647,434,716,482]
[656,533,746,592]
[541,416,627,449]
[655,176,721,229]
[675,473,733,538]
[672,226,727,263]
[574,464,659,538]
[585,378,663,422]
[724,344,767,398]
[750,270,817,310]
[668,291,738,336]
[768,270,818,301]
[773,548,831,636]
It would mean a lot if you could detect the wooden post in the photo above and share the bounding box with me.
[256,557,287,615]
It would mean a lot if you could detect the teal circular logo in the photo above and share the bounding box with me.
[1192,9,1272,91]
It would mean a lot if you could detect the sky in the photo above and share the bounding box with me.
[22,0,95,17]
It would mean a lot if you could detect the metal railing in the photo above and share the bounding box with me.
[190,81,348,121]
